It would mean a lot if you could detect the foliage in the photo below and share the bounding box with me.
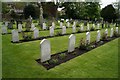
[2,3,10,14]
[101,32,108,40]
[58,53,66,59]
[23,4,37,19]
[90,26,95,31]
[100,4,117,23]
[10,10,19,20]
[22,32,32,40]
[61,2,100,20]
[49,58,58,64]
[113,31,119,37]
[56,31,62,36]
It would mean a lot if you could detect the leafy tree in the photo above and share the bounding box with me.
[23,4,37,19]
[100,4,117,23]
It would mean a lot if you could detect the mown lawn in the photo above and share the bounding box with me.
[2,22,119,78]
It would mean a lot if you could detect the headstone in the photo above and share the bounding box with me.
[86,32,90,44]
[72,25,76,33]
[68,34,76,52]
[5,21,8,27]
[93,24,95,28]
[110,28,113,37]
[67,22,70,27]
[97,23,100,29]
[2,25,7,34]
[116,27,118,34]
[80,25,84,31]
[105,29,108,35]
[87,25,90,31]
[31,23,35,31]
[50,26,54,36]
[33,28,39,39]
[52,22,55,29]
[73,21,76,27]
[18,24,22,32]
[62,26,66,35]
[96,30,101,42]
[12,29,19,42]
[40,39,51,62]
[43,23,46,30]
[60,22,63,28]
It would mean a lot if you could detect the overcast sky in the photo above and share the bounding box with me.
[101,0,117,8]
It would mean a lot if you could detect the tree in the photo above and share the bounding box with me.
[61,2,100,20]
[100,4,117,23]
[23,4,37,19]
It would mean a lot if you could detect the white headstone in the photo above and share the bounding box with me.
[5,22,8,27]
[105,29,108,35]
[33,28,39,39]
[80,25,84,31]
[2,25,7,34]
[68,34,76,52]
[86,32,90,44]
[67,22,70,27]
[12,29,19,42]
[93,24,95,28]
[43,23,46,30]
[18,24,22,32]
[73,21,76,27]
[52,22,55,29]
[72,25,76,33]
[97,23,100,29]
[87,25,90,31]
[31,23,35,31]
[62,26,66,35]
[110,28,114,37]
[96,30,101,42]
[60,22,63,28]
[50,26,54,36]
[116,27,118,34]
[40,39,51,62]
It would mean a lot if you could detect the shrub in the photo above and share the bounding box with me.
[101,33,107,40]
[22,32,32,40]
[58,53,66,59]
[90,26,95,31]
[113,31,119,37]
[49,59,58,65]
[56,31,62,36]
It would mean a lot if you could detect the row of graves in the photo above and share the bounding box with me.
[1,19,117,43]
[36,27,120,70]
[1,19,119,70]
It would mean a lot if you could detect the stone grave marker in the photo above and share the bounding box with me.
[68,34,76,52]
[43,23,47,30]
[12,29,19,42]
[86,32,90,44]
[52,22,55,29]
[60,22,63,28]
[116,27,118,34]
[18,23,22,32]
[96,30,101,42]
[40,39,51,62]
[50,26,54,36]
[72,25,76,33]
[62,26,66,35]
[67,22,70,28]
[110,28,113,37]
[33,28,39,39]
[2,25,7,34]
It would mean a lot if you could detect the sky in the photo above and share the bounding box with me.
[1,0,118,9]
[100,0,117,8]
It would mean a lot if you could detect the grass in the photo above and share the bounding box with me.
[1,22,119,78]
